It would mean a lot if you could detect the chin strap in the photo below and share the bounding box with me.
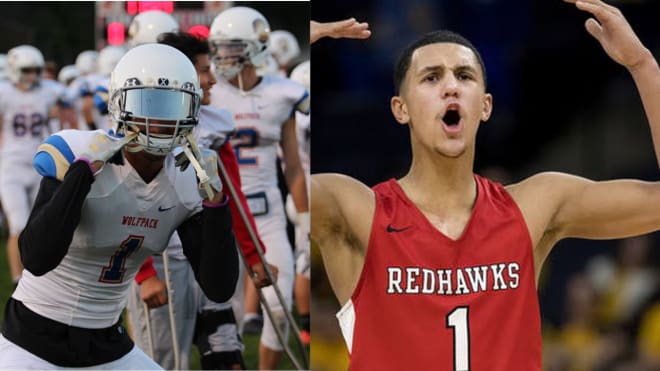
[181,133,214,200]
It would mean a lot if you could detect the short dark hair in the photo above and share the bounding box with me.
[393,30,487,95]
[157,31,210,65]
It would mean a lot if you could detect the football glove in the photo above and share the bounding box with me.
[179,134,223,200]
[78,132,137,164]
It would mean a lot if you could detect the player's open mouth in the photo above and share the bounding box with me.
[442,104,462,134]
[443,110,460,126]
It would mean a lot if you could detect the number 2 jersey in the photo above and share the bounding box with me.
[209,75,309,195]
[338,176,541,370]
[12,129,203,328]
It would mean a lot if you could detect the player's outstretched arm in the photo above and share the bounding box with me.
[311,173,374,304]
[566,0,660,164]
[310,18,371,44]
[509,3,660,259]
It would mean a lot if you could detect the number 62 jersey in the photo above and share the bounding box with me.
[0,80,63,166]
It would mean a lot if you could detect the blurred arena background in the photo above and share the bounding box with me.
[0,1,309,370]
[311,1,660,370]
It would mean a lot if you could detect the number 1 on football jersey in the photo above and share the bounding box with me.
[99,235,144,283]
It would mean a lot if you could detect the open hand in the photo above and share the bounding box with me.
[311,18,371,44]
[565,0,651,70]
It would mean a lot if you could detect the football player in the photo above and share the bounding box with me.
[287,60,311,345]
[0,43,238,369]
[0,45,65,288]
[209,7,310,369]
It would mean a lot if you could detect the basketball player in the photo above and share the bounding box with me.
[209,6,310,369]
[312,0,660,369]
[0,43,238,369]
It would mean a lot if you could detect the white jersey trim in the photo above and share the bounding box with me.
[336,299,356,354]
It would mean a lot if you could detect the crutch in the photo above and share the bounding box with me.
[161,251,181,370]
[184,134,309,370]
[142,301,155,359]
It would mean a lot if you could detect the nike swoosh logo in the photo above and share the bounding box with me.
[158,205,176,212]
[386,224,411,233]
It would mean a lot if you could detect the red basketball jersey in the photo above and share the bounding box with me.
[337,176,541,371]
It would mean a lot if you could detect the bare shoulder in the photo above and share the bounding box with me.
[506,171,586,201]
[311,173,375,248]
[311,173,376,304]
[505,172,584,248]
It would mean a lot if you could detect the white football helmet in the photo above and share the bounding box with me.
[7,45,45,86]
[57,64,80,86]
[269,30,300,68]
[256,54,281,77]
[289,60,310,92]
[209,6,271,80]
[128,10,179,47]
[98,46,126,76]
[108,44,201,156]
[75,50,99,75]
[0,54,8,80]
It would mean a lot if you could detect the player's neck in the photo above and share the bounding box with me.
[400,148,476,213]
[14,82,33,92]
[123,150,165,184]
[229,67,260,91]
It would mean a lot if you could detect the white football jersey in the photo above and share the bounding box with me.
[295,111,310,176]
[13,129,204,328]
[209,75,309,194]
[85,73,111,131]
[194,105,235,150]
[0,80,61,161]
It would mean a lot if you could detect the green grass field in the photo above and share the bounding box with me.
[0,237,308,370]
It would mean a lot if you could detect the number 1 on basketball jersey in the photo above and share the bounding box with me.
[446,306,470,371]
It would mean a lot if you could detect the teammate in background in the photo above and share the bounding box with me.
[0,54,8,81]
[57,65,79,87]
[209,6,310,369]
[287,60,311,345]
[65,50,98,130]
[312,1,660,369]
[0,43,238,369]
[0,45,64,288]
[269,30,302,76]
[83,45,125,132]
[310,18,371,44]
[128,10,179,48]
[128,31,275,370]
[43,61,58,81]
[251,29,304,332]
[45,65,81,133]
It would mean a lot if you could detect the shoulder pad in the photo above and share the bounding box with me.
[195,106,236,149]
